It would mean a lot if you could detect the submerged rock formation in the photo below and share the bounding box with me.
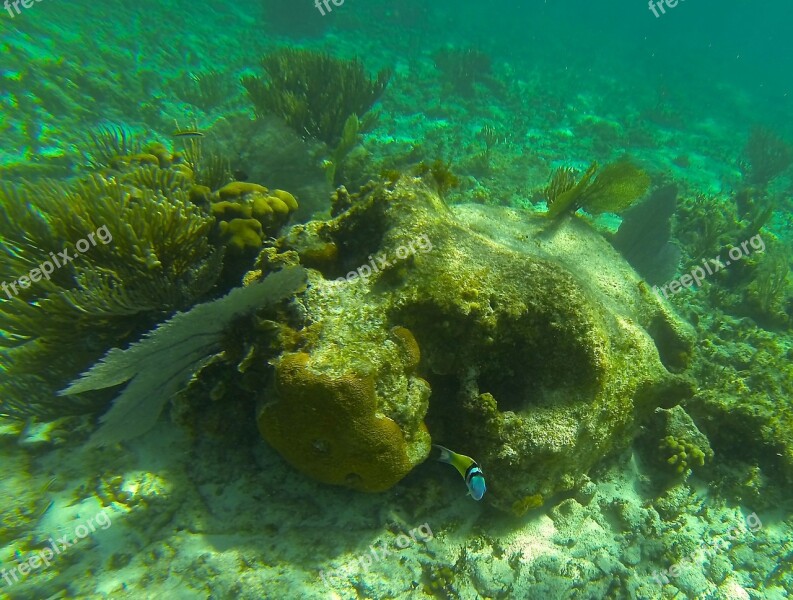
[254,175,696,511]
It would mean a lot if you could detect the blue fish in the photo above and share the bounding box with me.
[433,444,486,501]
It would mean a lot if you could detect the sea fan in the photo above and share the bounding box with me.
[60,267,307,446]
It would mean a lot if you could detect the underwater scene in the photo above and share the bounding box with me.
[1,1,792,598]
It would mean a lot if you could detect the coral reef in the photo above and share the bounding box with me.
[659,435,707,474]
[61,267,308,446]
[241,49,391,147]
[248,175,695,508]
[653,405,713,476]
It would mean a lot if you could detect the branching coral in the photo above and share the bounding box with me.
[545,161,650,219]
[659,435,708,474]
[241,48,391,147]
[653,406,713,476]
[0,166,221,419]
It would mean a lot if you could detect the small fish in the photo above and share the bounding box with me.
[433,444,486,501]
[172,130,205,138]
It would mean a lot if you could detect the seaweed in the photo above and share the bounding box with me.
[84,124,141,170]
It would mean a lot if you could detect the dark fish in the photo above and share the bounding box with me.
[172,130,205,138]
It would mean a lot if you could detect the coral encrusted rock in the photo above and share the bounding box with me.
[256,175,696,509]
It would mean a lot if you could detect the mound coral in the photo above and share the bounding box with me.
[258,351,429,493]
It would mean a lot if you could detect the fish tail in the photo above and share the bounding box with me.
[432,444,453,464]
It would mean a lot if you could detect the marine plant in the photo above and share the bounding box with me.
[544,160,651,219]
[61,268,308,446]
[747,251,792,322]
[177,133,234,192]
[414,159,460,199]
[741,126,793,187]
[172,70,235,112]
[323,114,361,187]
[433,46,492,96]
[241,48,391,147]
[84,124,142,171]
[0,163,222,419]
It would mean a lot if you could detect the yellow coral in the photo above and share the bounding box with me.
[270,189,298,211]
[216,181,269,199]
[390,326,421,371]
[210,183,298,253]
[218,218,263,254]
[258,352,416,492]
[659,435,708,474]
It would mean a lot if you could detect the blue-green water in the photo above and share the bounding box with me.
[1,2,792,599]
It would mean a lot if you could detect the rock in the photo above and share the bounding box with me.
[256,175,696,509]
